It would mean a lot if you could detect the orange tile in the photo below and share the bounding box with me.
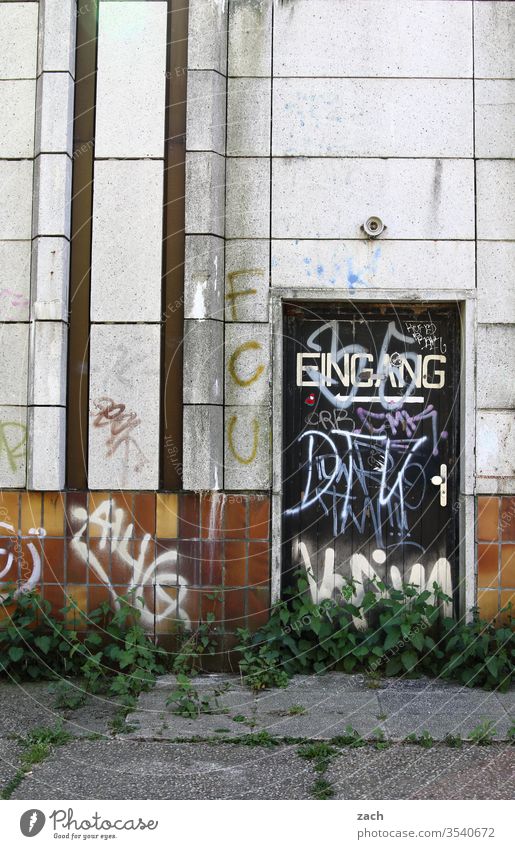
[248,541,270,586]
[66,540,87,583]
[20,538,42,587]
[501,545,515,587]
[500,590,515,623]
[0,491,20,531]
[20,492,42,534]
[156,493,178,538]
[88,585,112,614]
[65,492,87,536]
[63,585,88,628]
[42,492,65,537]
[134,492,155,537]
[88,492,111,537]
[477,496,499,541]
[224,540,247,587]
[477,543,499,588]
[501,497,515,541]
[247,587,271,631]
[249,497,269,540]
[200,492,224,539]
[477,589,499,623]
[43,584,65,619]
[0,537,18,583]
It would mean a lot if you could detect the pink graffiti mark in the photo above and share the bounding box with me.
[355,404,447,456]
[91,396,148,472]
[0,288,29,309]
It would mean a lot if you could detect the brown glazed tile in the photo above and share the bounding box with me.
[86,540,111,585]
[177,539,201,585]
[20,492,42,533]
[224,540,247,587]
[134,492,156,537]
[66,540,88,583]
[42,538,65,583]
[501,544,515,588]
[247,586,271,631]
[249,496,270,540]
[477,543,500,588]
[42,492,65,537]
[43,584,65,619]
[127,537,155,584]
[248,541,270,587]
[0,536,18,583]
[200,492,224,539]
[477,496,499,542]
[88,584,112,613]
[181,586,200,628]
[88,492,111,537]
[65,492,88,536]
[0,491,19,531]
[155,540,179,585]
[223,588,245,630]
[156,493,178,538]
[155,585,180,634]
[501,497,515,541]
[179,493,200,539]
[20,538,42,587]
[224,496,247,539]
[477,590,499,623]
[200,540,223,586]
[110,551,132,589]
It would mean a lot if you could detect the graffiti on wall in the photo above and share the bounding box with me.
[91,397,149,474]
[0,421,27,473]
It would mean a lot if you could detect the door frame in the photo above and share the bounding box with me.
[270,288,476,619]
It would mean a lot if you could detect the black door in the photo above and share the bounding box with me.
[282,303,460,615]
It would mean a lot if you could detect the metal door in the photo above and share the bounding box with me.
[282,303,460,613]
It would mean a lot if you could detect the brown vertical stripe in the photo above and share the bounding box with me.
[67,2,98,488]
[161,0,189,490]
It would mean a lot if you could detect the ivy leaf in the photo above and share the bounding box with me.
[34,635,51,655]
[8,646,24,662]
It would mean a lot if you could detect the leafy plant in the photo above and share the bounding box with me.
[444,734,463,748]
[166,673,229,718]
[406,730,434,748]
[372,728,390,750]
[49,681,87,711]
[312,778,334,800]
[331,725,366,748]
[468,720,497,746]
[439,609,514,692]
[288,704,307,716]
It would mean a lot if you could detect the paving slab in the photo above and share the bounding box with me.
[0,738,22,792]
[10,740,313,800]
[327,744,515,800]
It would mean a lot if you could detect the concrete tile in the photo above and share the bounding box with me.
[35,72,74,155]
[475,80,515,159]
[0,2,38,79]
[30,236,69,321]
[184,235,224,320]
[273,78,473,158]
[477,160,515,240]
[272,239,475,291]
[188,0,227,74]
[225,323,269,406]
[0,324,29,405]
[91,160,163,321]
[88,324,161,490]
[228,0,272,77]
[225,240,269,322]
[224,405,270,490]
[38,0,76,76]
[477,242,515,324]
[0,160,33,239]
[0,241,31,321]
[95,1,167,158]
[226,158,270,239]
[274,0,472,78]
[27,405,65,490]
[185,152,225,237]
[0,79,35,157]
[477,325,515,409]
[29,321,67,407]
[474,1,515,79]
[0,405,27,487]
[183,319,224,404]
[183,404,223,491]
[32,154,72,238]
[227,77,271,156]
[476,410,515,486]
[186,70,226,156]
[272,158,475,240]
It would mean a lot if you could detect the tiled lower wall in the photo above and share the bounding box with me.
[477,496,515,622]
[0,491,270,650]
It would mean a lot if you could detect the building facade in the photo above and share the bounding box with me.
[0,0,514,651]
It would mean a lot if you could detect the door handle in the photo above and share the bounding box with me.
[430,464,447,507]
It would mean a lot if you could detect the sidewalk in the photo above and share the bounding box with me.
[0,674,513,800]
